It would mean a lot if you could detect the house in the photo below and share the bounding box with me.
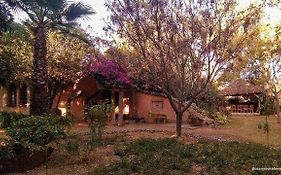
[219,79,264,114]
[0,76,178,124]
[52,76,177,124]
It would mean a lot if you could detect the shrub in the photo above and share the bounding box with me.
[213,112,228,125]
[0,112,28,128]
[85,103,113,140]
[6,115,71,150]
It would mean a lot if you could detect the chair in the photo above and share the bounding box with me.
[231,105,237,113]
[237,105,243,113]
[249,105,254,113]
[243,105,249,113]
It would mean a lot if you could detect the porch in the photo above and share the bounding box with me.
[219,79,263,115]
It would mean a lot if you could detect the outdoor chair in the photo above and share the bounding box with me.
[242,105,249,113]
[237,105,243,113]
[231,105,237,113]
[249,105,254,113]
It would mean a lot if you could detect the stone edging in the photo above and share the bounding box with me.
[71,128,237,142]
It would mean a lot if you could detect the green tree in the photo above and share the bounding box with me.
[241,24,281,123]
[47,30,95,109]
[0,23,32,85]
[4,0,94,115]
[0,24,93,110]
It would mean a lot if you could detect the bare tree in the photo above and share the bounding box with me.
[107,0,262,136]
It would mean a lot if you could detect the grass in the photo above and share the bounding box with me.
[217,115,281,147]
[90,138,281,175]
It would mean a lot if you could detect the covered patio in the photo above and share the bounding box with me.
[219,79,264,115]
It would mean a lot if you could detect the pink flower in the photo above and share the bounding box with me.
[85,56,131,86]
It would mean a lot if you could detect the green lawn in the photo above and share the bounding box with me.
[215,115,281,147]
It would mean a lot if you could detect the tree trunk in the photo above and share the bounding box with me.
[266,115,270,147]
[118,90,124,126]
[276,96,280,124]
[176,112,183,137]
[110,90,116,125]
[30,27,49,115]
[55,88,63,109]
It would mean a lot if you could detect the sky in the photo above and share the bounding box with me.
[76,0,109,38]
[14,0,281,39]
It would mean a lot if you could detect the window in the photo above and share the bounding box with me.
[19,85,27,107]
[7,84,28,107]
[152,101,163,110]
[7,84,16,107]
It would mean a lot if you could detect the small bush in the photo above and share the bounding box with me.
[6,115,71,150]
[85,103,113,140]
[0,112,28,128]
[213,112,228,125]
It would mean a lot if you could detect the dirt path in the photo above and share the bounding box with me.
[71,122,245,142]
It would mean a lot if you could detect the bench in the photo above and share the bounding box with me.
[152,114,167,124]
[123,115,145,123]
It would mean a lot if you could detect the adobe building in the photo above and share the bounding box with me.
[0,76,178,124]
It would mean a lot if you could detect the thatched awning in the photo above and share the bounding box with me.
[220,79,263,96]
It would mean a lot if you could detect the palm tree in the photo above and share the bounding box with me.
[5,0,94,115]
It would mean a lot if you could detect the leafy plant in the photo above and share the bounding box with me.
[6,115,71,150]
[213,112,229,125]
[258,116,270,147]
[0,112,28,128]
[258,94,273,146]
[85,103,113,141]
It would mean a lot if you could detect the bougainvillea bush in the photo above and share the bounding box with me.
[84,55,131,87]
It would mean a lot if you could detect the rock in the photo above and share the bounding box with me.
[186,104,215,127]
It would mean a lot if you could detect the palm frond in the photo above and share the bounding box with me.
[53,24,92,44]
[64,2,95,21]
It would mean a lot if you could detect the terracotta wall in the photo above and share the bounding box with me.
[0,86,7,109]
[134,92,176,122]
[51,76,100,122]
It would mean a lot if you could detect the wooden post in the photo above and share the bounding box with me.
[27,86,31,107]
[111,90,116,125]
[16,87,20,107]
[118,89,124,126]
[255,94,261,115]
[131,87,136,117]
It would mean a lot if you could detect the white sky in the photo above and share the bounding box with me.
[76,0,109,38]
[14,0,281,39]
